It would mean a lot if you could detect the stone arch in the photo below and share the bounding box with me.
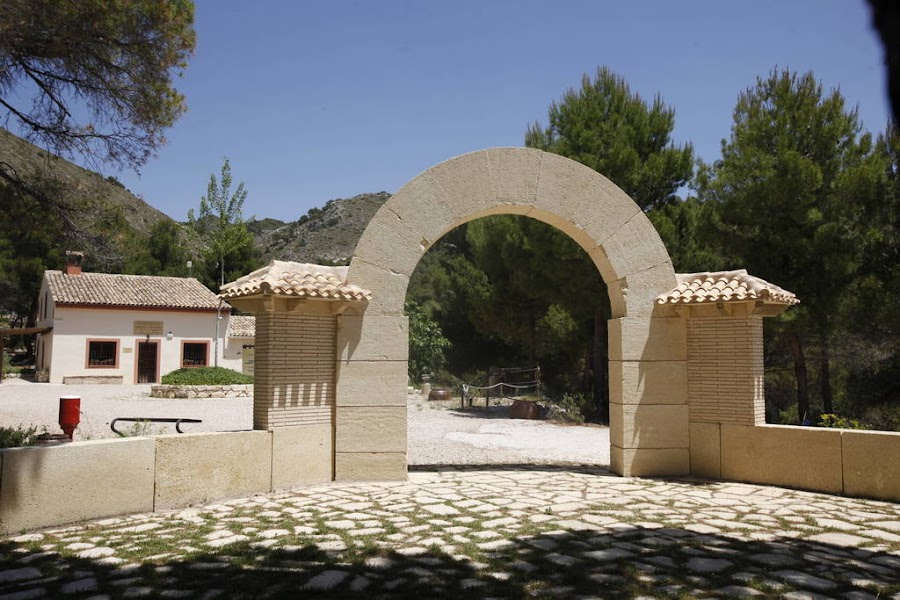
[336,148,689,480]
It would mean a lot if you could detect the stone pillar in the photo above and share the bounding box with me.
[333,312,409,481]
[608,316,689,477]
[686,314,765,478]
[253,306,337,487]
[687,316,764,425]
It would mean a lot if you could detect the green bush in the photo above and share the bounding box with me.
[161,367,253,385]
[0,425,39,448]
[547,393,587,424]
[406,301,451,383]
[114,420,164,437]
[863,403,900,432]
[817,413,868,430]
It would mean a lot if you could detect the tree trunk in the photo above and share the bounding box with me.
[528,317,537,366]
[820,335,833,414]
[581,340,592,395]
[789,332,810,423]
[593,312,609,424]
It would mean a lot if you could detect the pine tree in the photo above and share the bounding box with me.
[699,69,884,421]
[526,66,693,210]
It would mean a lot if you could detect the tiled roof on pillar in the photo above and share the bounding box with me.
[220,260,372,302]
[656,269,799,306]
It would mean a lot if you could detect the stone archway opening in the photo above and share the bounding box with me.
[336,148,687,480]
[403,212,614,466]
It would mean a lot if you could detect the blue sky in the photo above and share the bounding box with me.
[109,0,889,223]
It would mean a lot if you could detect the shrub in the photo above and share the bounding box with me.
[817,413,868,430]
[863,403,900,432]
[161,367,252,385]
[546,393,587,424]
[0,425,39,448]
[406,301,451,383]
[115,420,164,437]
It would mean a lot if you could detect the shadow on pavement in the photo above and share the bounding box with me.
[1,520,897,598]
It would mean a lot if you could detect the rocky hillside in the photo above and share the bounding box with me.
[0,128,173,238]
[254,192,390,265]
[1,127,389,269]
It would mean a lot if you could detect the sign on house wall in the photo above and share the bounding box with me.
[133,321,164,336]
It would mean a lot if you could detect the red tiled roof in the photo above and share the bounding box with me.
[45,271,222,310]
[220,261,371,302]
[657,269,799,306]
[228,315,255,338]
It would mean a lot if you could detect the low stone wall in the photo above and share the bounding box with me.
[4,421,897,534]
[63,375,123,385]
[690,423,900,502]
[0,438,154,532]
[150,384,253,399]
[0,425,332,534]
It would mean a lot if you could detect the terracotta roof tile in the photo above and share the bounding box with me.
[219,260,371,302]
[44,271,222,310]
[657,269,799,306]
[228,315,255,338]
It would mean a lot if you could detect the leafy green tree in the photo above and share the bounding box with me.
[407,228,514,379]
[0,0,195,174]
[648,197,727,273]
[124,220,190,277]
[526,66,694,210]
[0,182,71,325]
[0,166,141,327]
[859,124,900,340]
[411,69,697,419]
[698,69,885,421]
[0,0,195,327]
[406,300,452,383]
[521,66,694,419]
[465,216,608,408]
[831,123,900,429]
[188,158,256,289]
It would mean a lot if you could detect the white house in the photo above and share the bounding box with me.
[34,255,254,384]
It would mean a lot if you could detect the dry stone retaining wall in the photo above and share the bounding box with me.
[150,384,253,399]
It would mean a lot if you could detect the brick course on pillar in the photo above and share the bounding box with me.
[253,312,336,430]
[687,316,764,426]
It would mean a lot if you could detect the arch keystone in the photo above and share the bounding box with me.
[485,146,543,205]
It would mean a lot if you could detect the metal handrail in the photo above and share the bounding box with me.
[110,417,202,435]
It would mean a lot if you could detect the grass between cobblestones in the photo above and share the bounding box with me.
[1,466,899,599]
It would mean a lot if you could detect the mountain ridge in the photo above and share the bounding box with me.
[0,127,387,269]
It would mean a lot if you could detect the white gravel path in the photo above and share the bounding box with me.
[0,381,610,465]
[407,403,610,465]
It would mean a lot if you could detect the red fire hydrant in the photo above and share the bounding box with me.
[59,396,81,439]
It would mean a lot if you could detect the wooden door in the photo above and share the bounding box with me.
[137,341,158,383]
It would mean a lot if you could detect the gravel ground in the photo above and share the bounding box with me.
[0,381,610,465]
[407,401,609,465]
[0,380,250,439]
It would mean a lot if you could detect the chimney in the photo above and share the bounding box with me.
[64,251,85,276]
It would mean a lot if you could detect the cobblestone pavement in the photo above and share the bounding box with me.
[1,466,898,599]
